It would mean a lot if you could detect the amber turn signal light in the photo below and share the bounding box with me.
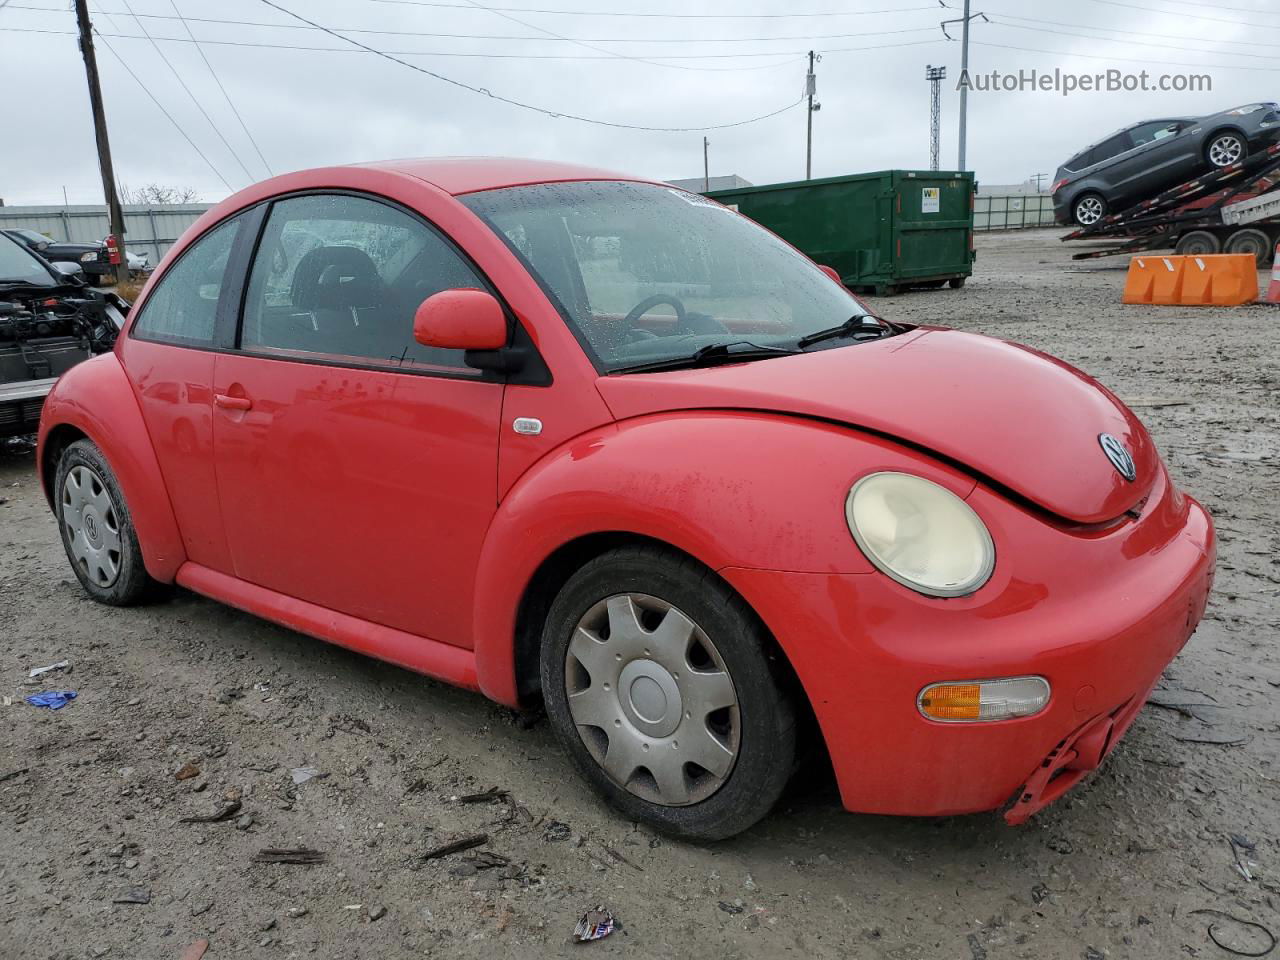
[918,677,1050,722]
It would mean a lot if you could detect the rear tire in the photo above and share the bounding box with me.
[1072,192,1107,226]
[1174,230,1223,256]
[539,545,797,842]
[55,440,160,606]
[1223,227,1273,266]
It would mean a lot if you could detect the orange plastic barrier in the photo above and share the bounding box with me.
[1122,253,1257,306]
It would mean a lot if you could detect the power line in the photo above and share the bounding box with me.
[256,0,808,131]
[367,0,940,17]
[117,0,255,183]
[167,0,273,176]
[985,8,1280,51]
[92,28,234,190]
[987,18,1280,62]
[1078,0,1280,31]
[4,4,940,46]
[971,38,1280,72]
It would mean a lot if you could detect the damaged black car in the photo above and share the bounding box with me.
[0,232,124,438]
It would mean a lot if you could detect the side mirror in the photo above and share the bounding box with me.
[817,264,843,285]
[413,288,507,351]
[50,261,86,283]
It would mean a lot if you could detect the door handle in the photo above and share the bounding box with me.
[214,393,252,411]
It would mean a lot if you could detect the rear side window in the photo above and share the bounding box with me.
[1091,132,1133,165]
[239,193,487,375]
[131,217,240,346]
[1064,150,1092,172]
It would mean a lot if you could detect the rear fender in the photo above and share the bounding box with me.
[471,410,974,706]
[37,353,186,581]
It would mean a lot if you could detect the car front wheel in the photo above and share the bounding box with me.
[540,546,796,841]
[55,439,159,605]
[1207,132,1246,168]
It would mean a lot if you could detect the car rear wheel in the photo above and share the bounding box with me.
[55,440,159,605]
[539,545,796,841]
[1073,193,1107,226]
[1207,132,1246,168]
[1174,230,1223,256]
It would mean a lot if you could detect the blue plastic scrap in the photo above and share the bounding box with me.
[25,690,77,710]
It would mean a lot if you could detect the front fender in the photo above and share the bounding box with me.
[37,352,186,581]
[471,410,976,705]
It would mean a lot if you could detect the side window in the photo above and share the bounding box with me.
[1092,132,1134,164]
[1129,121,1172,147]
[240,193,488,374]
[131,216,241,345]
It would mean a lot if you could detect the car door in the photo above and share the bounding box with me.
[1113,120,1196,198]
[210,192,505,647]
[118,214,248,572]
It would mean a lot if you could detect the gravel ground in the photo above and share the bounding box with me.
[1,229,1277,960]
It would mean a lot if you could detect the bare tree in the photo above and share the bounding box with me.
[118,182,202,205]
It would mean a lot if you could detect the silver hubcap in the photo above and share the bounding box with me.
[1209,136,1242,167]
[1076,196,1104,225]
[62,464,122,588]
[565,594,739,807]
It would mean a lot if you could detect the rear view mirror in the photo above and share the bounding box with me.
[50,261,86,283]
[413,288,507,351]
[817,264,843,285]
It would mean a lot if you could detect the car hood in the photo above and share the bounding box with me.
[595,328,1158,525]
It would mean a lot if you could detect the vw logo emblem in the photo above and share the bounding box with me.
[1099,433,1136,482]
[84,514,98,539]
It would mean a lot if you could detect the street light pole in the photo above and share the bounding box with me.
[805,50,818,180]
[703,136,710,193]
[958,0,970,171]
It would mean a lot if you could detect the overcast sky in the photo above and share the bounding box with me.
[0,0,1273,205]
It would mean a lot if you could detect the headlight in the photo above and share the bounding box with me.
[845,472,995,597]
[80,252,96,262]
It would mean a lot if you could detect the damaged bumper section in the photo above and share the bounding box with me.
[722,469,1215,824]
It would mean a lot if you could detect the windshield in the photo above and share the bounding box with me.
[0,233,54,286]
[461,181,871,372]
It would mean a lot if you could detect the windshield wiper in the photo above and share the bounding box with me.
[612,340,799,374]
[796,313,893,349]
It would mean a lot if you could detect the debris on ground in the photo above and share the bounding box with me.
[453,786,509,804]
[174,761,201,781]
[290,766,326,785]
[0,767,30,783]
[368,905,387,921]
[27,659,70,678]
[1228,834,1258,882]
[254,848,327,864]
[179,800,243,824]
[112,888,151,905]
[179,940,210,960]
[24,690,76,710]
[573,906,616,942]
[543,820,571,843]
[423,833,488,860]
[1190,909,1277,957]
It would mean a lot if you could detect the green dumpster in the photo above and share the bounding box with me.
[705,170,975,295]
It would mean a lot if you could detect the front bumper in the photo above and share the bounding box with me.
[721,466,1215,821]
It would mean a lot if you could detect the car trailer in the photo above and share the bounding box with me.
[1062,141,1280,265]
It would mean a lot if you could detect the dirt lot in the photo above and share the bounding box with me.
[1,229,1277,960]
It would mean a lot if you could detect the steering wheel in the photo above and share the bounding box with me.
[623,294,686,332]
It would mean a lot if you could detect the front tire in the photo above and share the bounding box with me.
[540,546,796,841]
[1206,131,1246,168]
[55,439,159,605]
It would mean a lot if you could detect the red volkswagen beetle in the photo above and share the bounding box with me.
[36,159,1214,840]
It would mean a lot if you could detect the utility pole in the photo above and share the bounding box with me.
[805,51,820,180]
[73,0,126,259]
[926,65,946,171]
[941,1,987,171]
[703,137,710,193]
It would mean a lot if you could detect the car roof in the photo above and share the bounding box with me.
[350,156,658,196]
